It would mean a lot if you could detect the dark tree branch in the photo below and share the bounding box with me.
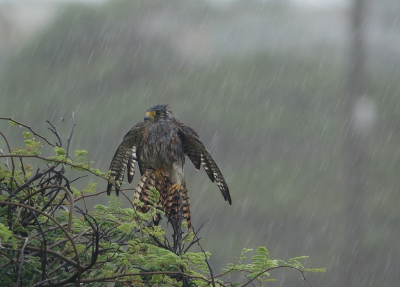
[7,166,56,199]
[195,232,215,287]
[66,112,75,159]
[0,154,109,180]
[15,237,29,287]
[0,201,81,276]
[0,131,15,198]
[0,117,56,147]
[46,118,64,147]
[30,210,47,283]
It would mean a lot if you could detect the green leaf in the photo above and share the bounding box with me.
[256,246,269,258]
[54,147,66,156]
[247,271,262,279]
[288,256,309,262]
[0,223,12,240]
[45,155,71,163]
[82,182,97,194]
[75,150,88,156]
[306,268,326,273]
[22,132,31,138]
[151,274,163,283]
[71,187,80,196]
[24,140,35,147]
[70,162,89,170]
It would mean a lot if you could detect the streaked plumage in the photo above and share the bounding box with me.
[107,104,231,227]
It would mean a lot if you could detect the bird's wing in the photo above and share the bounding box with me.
[178,123,232,204]
[107,122,144,196]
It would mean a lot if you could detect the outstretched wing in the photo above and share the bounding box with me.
[107,122,144,196]
[178,123,232,204]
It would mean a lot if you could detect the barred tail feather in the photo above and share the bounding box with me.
[179,179,191,228]
[134,169,191,228]
[164,179,191,228]
[134,169,166,225]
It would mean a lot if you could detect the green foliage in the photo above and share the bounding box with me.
[0,123,324,286]
[0,223,12,240]
[82,182,97,194]
[54,146,66,156]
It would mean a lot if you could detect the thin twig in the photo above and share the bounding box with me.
[46,119,63,147]
[0,131,15,197]
[30,210,48,282]
[15,237,29,287]
[75,190,107,201]
[149,233,169,250]
[66,112,75,159]
[0,148,10,169]
[0,249,19,269]
[0,117,56,147]
[194,231,215,287]
[0,154,108,181]
[183,237,201,253]
[7,166,56,199]
[75,209,100,273]
[239,265,313,287]
[31,276,61,287]
[28,228,91,258]
[0,201,81,277]
[50,185,74,232]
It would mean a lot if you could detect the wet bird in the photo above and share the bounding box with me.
[107,104,231,228]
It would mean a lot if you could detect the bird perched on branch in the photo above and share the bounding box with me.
[107,104,231,228]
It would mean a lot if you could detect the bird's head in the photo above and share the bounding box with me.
[144,104,173,122]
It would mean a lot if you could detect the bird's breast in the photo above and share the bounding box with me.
[140,122,184,170]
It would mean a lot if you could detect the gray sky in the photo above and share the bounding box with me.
[208,0,348,9]
[0,0,348,9]
[290,0,347,8]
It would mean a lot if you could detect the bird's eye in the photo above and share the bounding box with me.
[155,110,160,116]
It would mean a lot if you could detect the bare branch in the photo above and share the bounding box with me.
[15,238,29,287]
[0,117,56,147]
[6,166,56,199]
[66,112,75,158]
[46,118,64,147]
[0,154,108,181]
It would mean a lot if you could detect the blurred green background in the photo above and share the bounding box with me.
[1,0,399,285]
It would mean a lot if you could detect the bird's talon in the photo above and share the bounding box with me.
[156,168,166,180]
[169,183,180,194]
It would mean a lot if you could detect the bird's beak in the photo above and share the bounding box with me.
[144,111,153,121]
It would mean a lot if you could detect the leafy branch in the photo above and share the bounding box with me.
[0,117,324,286]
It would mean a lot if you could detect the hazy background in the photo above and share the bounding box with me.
[1,0,399,286]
